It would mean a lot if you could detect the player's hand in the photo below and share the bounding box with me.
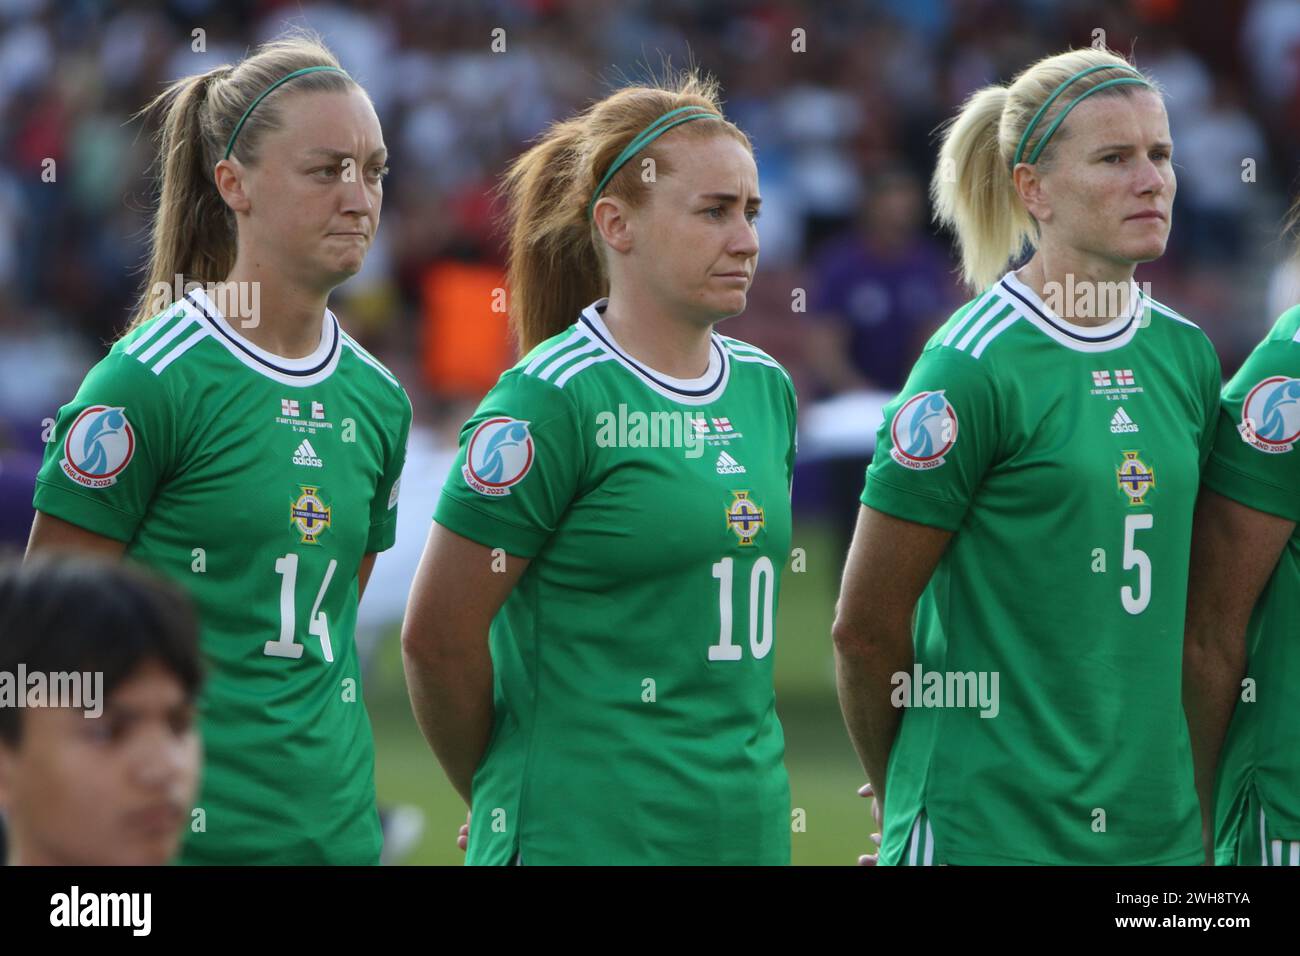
[457,810,470,852]
[858,782,882,866]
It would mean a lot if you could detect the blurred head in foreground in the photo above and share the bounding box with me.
[0,556,202,865]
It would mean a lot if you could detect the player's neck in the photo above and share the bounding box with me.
[215,263,329,359]
[1016,251,1138,328]
[600,289,713,379]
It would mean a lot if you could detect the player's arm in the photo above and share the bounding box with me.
[832,503,951,821]
[362,388,413,606]
[1186,335,1300,862]
[401,523,529,805]
[836,343,999,862]
[1184,488,1292,862]
[357,552,377,602]
[1184,494,1293,861]
[25,510,128,559]
[409,368,585,807]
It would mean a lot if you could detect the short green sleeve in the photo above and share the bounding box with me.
[32,350,177,543]
[365,389,413,554]
[433,369,585,558]
[1202,335,1300,524]
[1197,334,1224,469]
[860,347,1001,532]
[783,371,798,494]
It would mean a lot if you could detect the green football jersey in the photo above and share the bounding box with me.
[861,271,1219,865]
[32,288,411,865]
[434,299,796,865]
[1203,304,1300,863]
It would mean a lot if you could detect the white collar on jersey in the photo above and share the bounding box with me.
[182,286,343,387]
[577,298,730,405]
[998,270,1144,353]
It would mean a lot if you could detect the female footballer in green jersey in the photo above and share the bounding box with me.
[25,35,411,864]
[402,72,798,865]
[833,48,1220,865]
[1184,196,1300,866]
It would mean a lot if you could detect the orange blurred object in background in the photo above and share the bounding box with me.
[420,260,514,400]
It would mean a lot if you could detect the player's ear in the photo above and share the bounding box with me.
[213,158,252,214]
[593,198,635,255]
[1012,162,1051,224]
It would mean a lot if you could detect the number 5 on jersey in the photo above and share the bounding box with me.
[1121,514,1153,615]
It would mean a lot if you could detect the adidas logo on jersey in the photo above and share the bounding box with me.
[293,439,324,468]
[716,451,746,474]
[1110,407,1139,434]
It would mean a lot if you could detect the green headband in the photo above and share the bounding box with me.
[223,65,348,160]
[1013,63,1150,166]
[588,105,723,219]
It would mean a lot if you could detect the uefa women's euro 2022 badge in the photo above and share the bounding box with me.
[1239,376,1300,454]
[59,405,136,489]
[463,417,535,497]
[889,390,958,471]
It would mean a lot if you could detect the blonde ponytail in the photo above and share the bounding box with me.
[931,47,1161,292]
[127,33,356,332]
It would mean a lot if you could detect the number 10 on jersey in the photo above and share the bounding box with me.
[709,556,775,661]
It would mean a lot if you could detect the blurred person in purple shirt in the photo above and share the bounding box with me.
[802,166,956,533]
[807,166,956,397]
